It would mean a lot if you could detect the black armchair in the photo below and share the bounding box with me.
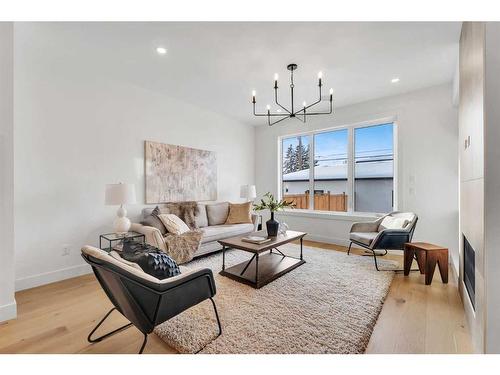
[347,212,418,271]
[81,245,221,354]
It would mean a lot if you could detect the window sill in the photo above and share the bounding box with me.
[275,209,380,222]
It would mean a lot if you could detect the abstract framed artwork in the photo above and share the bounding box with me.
[145,141,217,203]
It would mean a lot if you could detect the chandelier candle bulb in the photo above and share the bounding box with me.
[318,71,323,86]
[252,90,256,103]
[329,88,334,100]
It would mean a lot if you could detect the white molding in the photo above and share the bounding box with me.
[15,263,92,292]
[276,209,377,222]
[305,233,352,247]
[0,301,17,322]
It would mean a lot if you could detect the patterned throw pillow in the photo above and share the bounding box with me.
[157,213,191,235]
[120,239,180,280]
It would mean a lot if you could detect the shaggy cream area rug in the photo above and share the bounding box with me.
[154,244,396,354]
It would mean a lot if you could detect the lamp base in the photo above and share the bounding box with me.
[113,205,130,234]
[113,216,131,234]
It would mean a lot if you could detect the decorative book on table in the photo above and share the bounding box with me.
[241,235,272,244]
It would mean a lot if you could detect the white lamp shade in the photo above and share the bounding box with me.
[240,184,257,200]
[105,183,137,205]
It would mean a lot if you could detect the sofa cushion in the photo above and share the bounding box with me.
[206,202,229,226]
[225,202,252,224]
[350,231,378,246]
[201,223,254,243]
[195,203,209,228]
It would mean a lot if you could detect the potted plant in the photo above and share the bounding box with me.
[253,192,295,237]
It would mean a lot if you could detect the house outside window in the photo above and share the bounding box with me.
[280,121,396,214]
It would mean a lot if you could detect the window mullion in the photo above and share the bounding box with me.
[308,134,314,210]
[347,127,354,213]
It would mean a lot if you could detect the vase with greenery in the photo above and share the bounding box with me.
[253,192,294,237]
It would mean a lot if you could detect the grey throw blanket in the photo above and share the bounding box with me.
[164,230,203,264]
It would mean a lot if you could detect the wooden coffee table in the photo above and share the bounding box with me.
[218,230,307,289]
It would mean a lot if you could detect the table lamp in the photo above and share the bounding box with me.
[105,183,137,234]
[240,184,257,202]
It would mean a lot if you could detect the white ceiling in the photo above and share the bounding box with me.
[17,22,461,126]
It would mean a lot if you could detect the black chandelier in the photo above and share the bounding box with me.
[252,63,334,126]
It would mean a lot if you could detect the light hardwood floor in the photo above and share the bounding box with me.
[0,241,472,354]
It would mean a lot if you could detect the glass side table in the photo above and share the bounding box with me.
[99,231,145,252]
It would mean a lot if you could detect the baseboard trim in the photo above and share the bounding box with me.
[304,234,404,256]
[0,301,17,322]
[15,263,92,292]
[304,234,352,248]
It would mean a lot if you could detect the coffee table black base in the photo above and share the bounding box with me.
[220,251,305,289]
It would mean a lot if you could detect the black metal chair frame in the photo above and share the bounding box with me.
[82,253,222,354]
[347,216,418,271]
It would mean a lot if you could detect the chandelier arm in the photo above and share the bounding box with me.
[253,103,288,117]
[255,113,291,117]
[298,103,334,116]
[268,115,290,127]
[294,85,322,115]
[294,115,305,123]
[296,97,333,116]
[274,88,291,114]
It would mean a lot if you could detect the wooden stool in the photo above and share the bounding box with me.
[404,242,448,285]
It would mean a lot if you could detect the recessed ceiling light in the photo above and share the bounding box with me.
[156,47,167,55]
[391,77,400,83]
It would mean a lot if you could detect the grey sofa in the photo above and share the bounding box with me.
[348,211,418,270]
[131,202,259,258]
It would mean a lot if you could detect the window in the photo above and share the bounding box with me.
[280,121,395,214]
[281,135,311,210]
[313,129,348,211]
[354,124,394,213]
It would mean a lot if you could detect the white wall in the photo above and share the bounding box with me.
[255,84,459,268]
[0,23,16,321]
[458,22,486,353]
[484,22,500,354]
[14,27,255,291]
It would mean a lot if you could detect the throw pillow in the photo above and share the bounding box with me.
[115,240,180,280]
[194,203,209,228]
[378,216,409,231]
[206,202,229,226]
[225,202,253,224]
[141,206,168,235]
[158,213,191,235]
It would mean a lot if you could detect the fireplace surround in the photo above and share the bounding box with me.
[463,235,475,309]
